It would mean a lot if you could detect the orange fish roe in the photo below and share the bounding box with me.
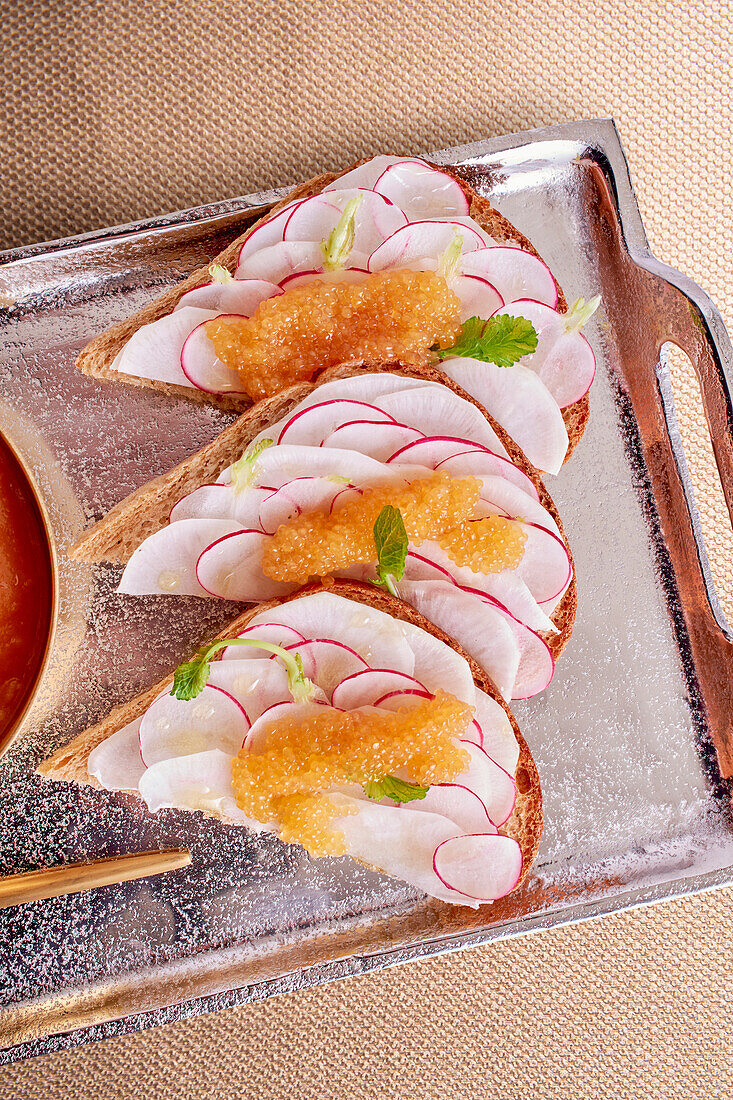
[440,516,527,573]
[261,472,481,583]
[231,691,473,856]
[205,270,462,401]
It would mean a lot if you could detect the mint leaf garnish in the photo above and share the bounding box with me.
[436,314,538,367]
[171,637,317,702]
[230,438,273,492]
[373,505,408,597]
[364,775,430,802]
[321,196,362,270]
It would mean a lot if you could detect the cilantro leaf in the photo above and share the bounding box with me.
[171,637,317,702]
[373,505,408,596]
[363,775,430,803]
[436,314,538,367]
[171,646,213,700]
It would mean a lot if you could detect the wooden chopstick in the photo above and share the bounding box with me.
[0,849,192,908]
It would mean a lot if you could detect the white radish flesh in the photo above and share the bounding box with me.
[118,518,244,596]
[245,700,330,752]
[284,638,369,698]
[433,833,523,901]
[282,189,407,255]
[112,307,216,386]
[258,477,350,533]
[330,668,427,710]
[473,689,520,774]
[169,483,270,528]
[206,659,300,720]
[236,240,369,284]
[195,529,289,601]
[371,386,508,457]
[452,273,503,321]
[138,749,259,827]
[280,268,368,290]
[87,719,145,792]
[373,159,470,219]
[277,399,396,445]
[237,200,306,264]
[368,220,487,272]
[219,444,396,491]
[322,156,407,192]
[180,318,253,395]
[139,685,249,767]
[408,783,495,835]
[389,436,538,500]
[460,247,558,308]
[174,279,281,314]
[321,420,423,459]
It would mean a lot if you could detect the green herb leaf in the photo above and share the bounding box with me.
[171,637,317,702]
[363,775,430,803]
[230,438,273,492]
[373,505,408,595]
[321,196,362,270]
[435,314,538,367]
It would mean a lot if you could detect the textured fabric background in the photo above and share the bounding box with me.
[2,0,733,1095]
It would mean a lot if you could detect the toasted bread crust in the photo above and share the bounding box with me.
[38,579,543,893]
[69,363,576,661]
[75,158,585,456]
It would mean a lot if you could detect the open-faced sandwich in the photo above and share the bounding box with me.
[39,586,542,908]
[77,156,598,474]
[70,368,575,702]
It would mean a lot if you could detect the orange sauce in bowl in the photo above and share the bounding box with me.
[0,435,54,746]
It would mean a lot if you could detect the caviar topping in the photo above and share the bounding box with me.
[231,691,473,856]
[205,270,462,401]
[439,516,527,573]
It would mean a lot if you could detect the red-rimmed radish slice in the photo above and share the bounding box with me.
[452,273,503,321]
[174,278,281,314]
[87,718,145,792]
[139,685,250,767]
[441,355,569,474]
[180,317,251,394]
[242,444,402,491]
[391,612,476,704]
[279,267,369,291]
[237,199,305,264]
[373,159,470,219]
[333,796,480,905]
[236,240,369,283]
[138,749,259,826]
[331,668,427,710]
[219,623,306,661]
[246,590,416,677]
[206,659,301,720]
[407,783,496,835]
[509,521,572,603]
[169,483,271,528]
[118,518,243,596]
[389,436,538,500]
[371,386,508,457]
[112,307,216,386]
[322,155,407,191]
[433,833,523,901]
[258,476,351,533]
[282,189,407,254]
[491,300,596,407]
[245,699,330,752]
[397,579,521,700]
[473,689,519,774]
[372,687,482,748]
[368,220,487,272]
[282,638,369,698]
[321,419,423,459]
[196,528,288,601]
[277,398,396,445]
[461,246,558,308]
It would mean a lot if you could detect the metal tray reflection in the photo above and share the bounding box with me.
[1,119,733,1062]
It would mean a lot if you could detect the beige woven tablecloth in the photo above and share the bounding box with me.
[2,0,733,1095]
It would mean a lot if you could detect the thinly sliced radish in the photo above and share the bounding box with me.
[433,833,523,901]
[112,307,216,386]
[452,273,503,322]
[492,300,596,407]
[169,483,270,528]
[330,668,427,710]
[407,783,496,835]
[373,159,470,219]
[321,419,423,459]
[246,591,416,677]
[333,796,479,905]
[139,685,249,767]
[460,247,558,308]
[474,475,559,535]
[87,718,145,792]
[219,623,307,660]
[507,520,572,603]
[196,529,289,601]
[218,444,394,492]
[237,200,306,264]
[206,659,302,720]
[393,613,476,705]
[371,386,508,457]
[138,749,260,827]
[368,220,487,272]
[283,638,369,698]
[282,189,406,254]
[322,156,407,192]
[258,477,350,533]
[280,268,368,291]
[277,398,396,445]
[397,579,521,700]
[245,699,330,752]
[473,689,519,774]
[174,278,281,314]
[235,240,369,284]
[372,688,482,747]
[389,436,538,500]
[118,518,244,596]
[439,357,568,475]
[180,316,251,395]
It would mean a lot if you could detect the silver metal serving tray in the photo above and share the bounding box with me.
[2,118,733,1062]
